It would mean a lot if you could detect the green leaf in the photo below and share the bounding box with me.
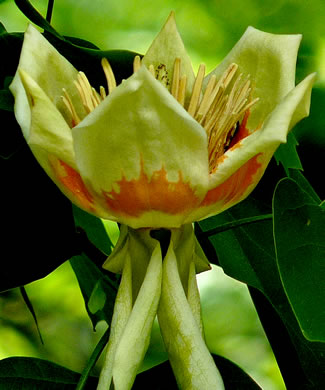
[197,162,325,388]
[273,177,325,341]
[133,354,261,389]
[20,286,43,344]
[71,205,119,328]
[70,253,119,329]
[288,168,321,204]
[0,357,97,389]
[274,132,303,172]
[73,205,113,256]
[76,328,110,390]
[1,141,78,292]
[0,89,14,111]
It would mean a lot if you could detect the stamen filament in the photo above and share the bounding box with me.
[148,64,155,77]
[62,55,259,174]
[61,88,81,126]
[171,58,181,99]
[187,64,205,117]
[177,75,187,106]
[101,58,117,93]
[195,75,216,122]
[133,55,141,73]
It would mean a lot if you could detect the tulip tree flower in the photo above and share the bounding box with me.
[10,11,314,390]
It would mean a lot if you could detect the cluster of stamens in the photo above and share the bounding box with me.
[62,56,258,171]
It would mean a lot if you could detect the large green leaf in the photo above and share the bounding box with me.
[0,357,96,389]
[273,177,325,341]
[197,164,325,389]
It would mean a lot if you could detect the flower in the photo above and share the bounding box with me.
[10,13,315,230]
[10,12,315,390]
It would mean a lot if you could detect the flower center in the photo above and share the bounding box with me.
[62,56,258,171]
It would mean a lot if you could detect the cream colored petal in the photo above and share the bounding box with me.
[157,242,224,389]
[205,27,303,130]
[187,72,316,223]
[15,69,76,167]
[10,24,86,132]
[142,12,195,100]
[112,243,162,389]
[97,252,133,390]
[73,66,209,228]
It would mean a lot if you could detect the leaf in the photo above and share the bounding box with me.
[133,354,261,389]
[73,205,113,256]
[288,168,321,204]
[0,24,79,292]
[0,89,14,111]
[1,141,78,292]
[0,357,97,389]
[273,177,325,341]
[70,253,119,329]
[71,205,119,328]
[197,162,325,389]
[274,132,303,172]
[20,286,43,344]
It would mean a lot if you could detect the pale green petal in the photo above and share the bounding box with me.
[10,25,86,132]
[158,243,224,389]
[213,73,315,187]
[142,12,195,98]
[15,69,76,168]
[112,244,162,390]
[73,66,209,227]
[206,27,303,130]
[97,253,133,390]
[187,73,316,223]
[102,225,130,274]
[187,261,204,335]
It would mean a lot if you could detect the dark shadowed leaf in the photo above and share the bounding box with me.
[197,163,325,389]
[274,132,302,172]
[1,140,78,292]
[0,357,97,389]
[134,354,261,389]
[273,178,325,341]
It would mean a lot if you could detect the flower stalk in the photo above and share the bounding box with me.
[97,225,223,390]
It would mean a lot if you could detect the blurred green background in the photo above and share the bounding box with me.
[1,0,324,389]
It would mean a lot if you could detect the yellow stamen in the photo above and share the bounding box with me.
[101,58,117,93]
[133,55,141,73]
[177,75,187,106]
[62,55,258,173]
[100,86,107,100]
[187,63,206,117]
[171,58,181,99]
[148,64,155,77]
[61,88,81,126]
[195,74,216,123]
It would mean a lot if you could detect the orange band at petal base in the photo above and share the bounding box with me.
[202,153,263,208]
[49,157,95,212]
[103,165,200,218]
